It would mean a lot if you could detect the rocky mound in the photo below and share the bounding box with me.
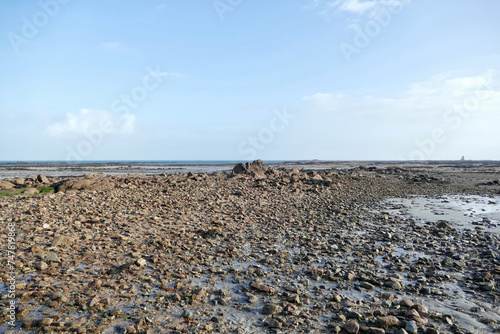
[232,159,268,178]
[55,177,116,192]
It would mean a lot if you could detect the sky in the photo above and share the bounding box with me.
[1,0,499,161]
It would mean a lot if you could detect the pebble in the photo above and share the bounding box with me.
[344,320,360,334]
[406,320,418,334]
[262,303,282,315]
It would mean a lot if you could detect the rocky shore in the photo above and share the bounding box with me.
[1,162,499,333]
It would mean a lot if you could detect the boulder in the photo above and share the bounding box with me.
[37,174,50,184]
[12,177,25,185]
[0,180,15,189]
[232,159,268,177]
[55,178,115,192]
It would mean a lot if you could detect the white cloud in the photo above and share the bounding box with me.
[145,67,184,79]
[46,108,136,137]
[301,71,500,159]
[303,71,500,121]
[308,0,410,18]
[302,92,345,112]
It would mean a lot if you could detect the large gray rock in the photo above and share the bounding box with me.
[12,177,25,185]
[55,178,115,192]
[37,174,50,183]
[232,159,268,177]
[0,180,15,189]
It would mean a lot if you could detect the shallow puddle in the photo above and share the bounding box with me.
[385,195,500,233]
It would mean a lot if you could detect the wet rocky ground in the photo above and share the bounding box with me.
[0,163,499,333]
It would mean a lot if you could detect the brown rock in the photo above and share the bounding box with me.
[35,261,48,271]
[192,288,207,301]
[400,299,414,307]
[31,245,43,253]
[136,258,147,266]
[250,281,276,293]
[376,316,400,328]
[22,319,41,328]
[367,327,386,334]
[344,320,360,334]
[55,177,115,192]
[37,174,50,183]
[41,317,53,326]
[0,180,15,189]
[12,177,25,185]
[232,159,268,176]
[262,303,282,315]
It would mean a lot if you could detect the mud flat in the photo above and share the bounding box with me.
[0,162,499,333]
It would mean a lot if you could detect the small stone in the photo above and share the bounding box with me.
[192,288,206,301]
[267,318,282,328]
[385,278,403,289]
[406,309,420,318]
[287,294,300,304]
[412,304,429,316]
[344,320,360,334]
[400,299,414,307]
[262,303,282,315]
[436,221,452,229]
[126,325,137,333]
[22,319,41,328]
[250,281,276,293]
[406,320,418,334]
[368,327,386,334]
[426,329,439,334]
[247,295,258,304]
[43,253,61,263]
[35,261,48,271]
[361,282,375,290]
[31,245,43,253]
[136,258,147,266]
[347,311,363,320]
[41,318,53,327]
[381,293,394,300]
[377,316,400,328]
[181,310,194,319]
[89,296,101,308]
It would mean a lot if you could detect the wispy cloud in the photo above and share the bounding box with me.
[303,71,500,122]
[145,67,184,79]
[101,41,139,56]
[46,109,136,137]
[307,0,410,18]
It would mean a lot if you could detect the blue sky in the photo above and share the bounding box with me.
[1,0,499,161]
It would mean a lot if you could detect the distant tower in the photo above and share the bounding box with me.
[461,156,465,161]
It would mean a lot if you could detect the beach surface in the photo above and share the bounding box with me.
[0,161,499,333]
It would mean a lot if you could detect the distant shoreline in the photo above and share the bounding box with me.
[1,159,500,180]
